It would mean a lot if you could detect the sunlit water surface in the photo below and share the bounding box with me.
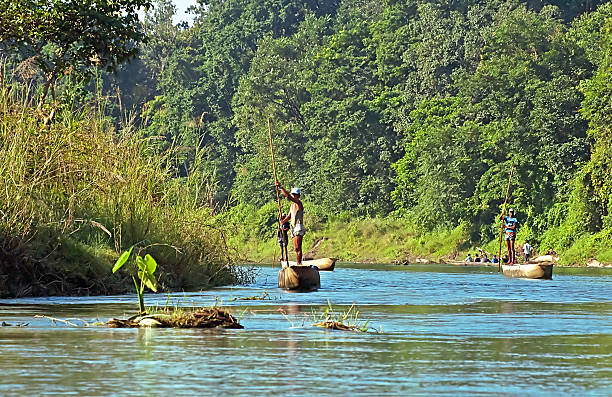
[1,263,611,396]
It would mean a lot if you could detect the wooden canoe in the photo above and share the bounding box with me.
[285,257,336,271]
[502,263,553,279]
[278,265,320,291]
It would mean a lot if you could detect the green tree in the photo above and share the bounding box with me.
[232,15,333,206]
[574,3,612,232]
[147,0,340,207]
[393,5,592,240]
[300,0,400,216]
[0,0,151,120]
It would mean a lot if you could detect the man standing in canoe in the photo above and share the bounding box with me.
[502,208,518,264]
[276,182,306,265]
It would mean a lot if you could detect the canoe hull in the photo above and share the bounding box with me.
[502,263,553,279]
[278,266,320,291]
[286,258,336,271]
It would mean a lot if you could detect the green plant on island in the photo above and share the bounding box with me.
[106,302,244,329]
[112,247,158,314]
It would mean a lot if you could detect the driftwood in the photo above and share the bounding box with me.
[313,321,359,331]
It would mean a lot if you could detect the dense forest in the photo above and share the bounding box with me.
[116,0,611,262]
[1,0,611,292]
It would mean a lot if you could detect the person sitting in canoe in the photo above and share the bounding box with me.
[501,208,518,264]
[477,247,490,262]
[276,182,306,265]
[464,253,473,262]
[491,255,499,264]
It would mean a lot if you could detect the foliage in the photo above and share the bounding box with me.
[576,4,612,232]
[392,4,593,243]
[3,0,612,275]
[0,0,151,115]
[143,0,341,207]
[112,247,159,314]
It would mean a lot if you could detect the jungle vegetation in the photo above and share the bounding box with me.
[1,0,611,296]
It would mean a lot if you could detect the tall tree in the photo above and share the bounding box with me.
[0,0,151,121]
[572,3,612,232]
[232,15,333,206]
[148,0,340,206]
[299,0,400,216]
[393,5,592,239]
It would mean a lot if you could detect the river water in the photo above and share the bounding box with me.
[1,263,611,396]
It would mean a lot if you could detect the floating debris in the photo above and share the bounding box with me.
[2,321,29,327]
[106,307,243,329]
[231,292,275,301]
[311,302,371,332]
[312,320,362,331]
[34,315,86,327]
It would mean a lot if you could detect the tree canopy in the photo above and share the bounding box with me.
[0,0,151,109]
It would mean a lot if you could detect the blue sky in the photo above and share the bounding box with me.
[172,0,197,23]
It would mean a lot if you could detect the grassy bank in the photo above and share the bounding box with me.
[226,217,470,264]
[223,203,612,266]
[0,79,246,298]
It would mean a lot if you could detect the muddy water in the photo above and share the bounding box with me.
[1,263,611,396]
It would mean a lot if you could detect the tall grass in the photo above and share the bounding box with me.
[0,72,246,297]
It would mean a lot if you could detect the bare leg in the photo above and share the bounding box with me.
[509,239,516,263]
[293,235,303,265]
[505,239,511,264]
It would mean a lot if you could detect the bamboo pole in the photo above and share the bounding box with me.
[498,164,515,272]
[267,118,287,266]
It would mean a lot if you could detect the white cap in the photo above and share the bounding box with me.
[290,187,301,195]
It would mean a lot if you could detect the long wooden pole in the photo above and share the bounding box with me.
[267,118,287,266]
[498,163,515,272]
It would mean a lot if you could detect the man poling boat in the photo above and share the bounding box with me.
[497,164,514,272]
[502,208,518,264]
[267,118,320,291]
[276,183,306,266]
[494,164,554,279]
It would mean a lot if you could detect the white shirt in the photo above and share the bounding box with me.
[523,243,532,254]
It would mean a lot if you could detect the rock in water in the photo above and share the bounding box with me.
[138,318,162,327]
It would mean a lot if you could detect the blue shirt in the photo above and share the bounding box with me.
[504,216,517,234]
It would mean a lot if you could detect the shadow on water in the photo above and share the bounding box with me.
[0,263,611,396]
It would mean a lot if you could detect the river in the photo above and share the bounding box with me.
[1,263,611,396]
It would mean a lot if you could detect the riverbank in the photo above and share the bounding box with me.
[0,80,245,298]
[226,214,612,268]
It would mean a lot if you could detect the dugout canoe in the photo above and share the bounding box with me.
[286,257,337,271]
[278,265,320,291]
[501,263,553,279]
